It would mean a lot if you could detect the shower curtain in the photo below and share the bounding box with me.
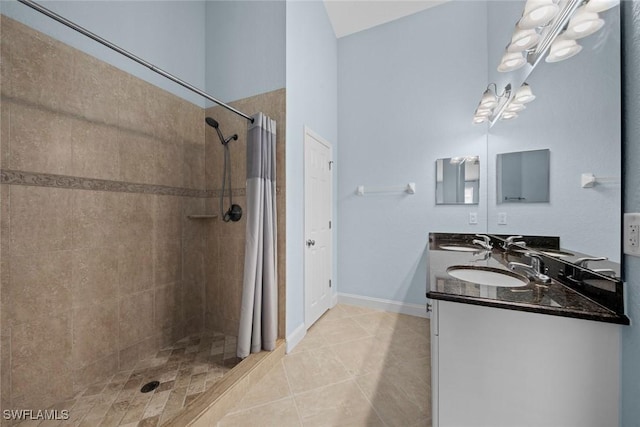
[238,112,278,359]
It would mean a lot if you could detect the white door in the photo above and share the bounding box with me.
[304,127,333,328]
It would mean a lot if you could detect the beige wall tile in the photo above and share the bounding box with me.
[118,131,159,185]
[73,351,119,394]
[1,18,76,115]
[1,329,11,411]
[1,99,10,169]
[69,52,120,127]
[154,238,182,287]
[71,247,118,308]
[72,189,120,250]
[72,300,118,368]
[10,185,73,256]
[118,240,154,296]
[156,139,184,188]
[11,312,73,402]
[9,102,74,174]
[183,141,205,190]
[8,251,72,325]
[117,192,154,248]
[70,119,120,181]
[155,283,183,331]
[119,290,155,349]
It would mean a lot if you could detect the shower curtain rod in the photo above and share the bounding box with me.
[16,0,255,123]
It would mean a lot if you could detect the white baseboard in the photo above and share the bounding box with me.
[338,293,429,318]
[331,292,338,308]
[286,322,306,354]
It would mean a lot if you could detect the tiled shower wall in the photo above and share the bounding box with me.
[203,89,287,341]
[0,16,208,411]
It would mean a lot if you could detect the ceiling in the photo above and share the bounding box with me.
[323,0,450,38]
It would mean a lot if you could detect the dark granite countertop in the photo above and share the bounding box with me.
[426,235,629,325]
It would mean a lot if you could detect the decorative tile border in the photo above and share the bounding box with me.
[0,169,282,198]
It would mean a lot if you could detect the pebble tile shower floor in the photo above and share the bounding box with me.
[16,332,242,427]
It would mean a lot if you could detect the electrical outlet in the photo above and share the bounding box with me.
[624,213,640,257]
[498,212,507,225]
[469,212,478,225]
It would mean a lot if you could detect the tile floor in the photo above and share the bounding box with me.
[217,304,431,427]
[15,332,241,427]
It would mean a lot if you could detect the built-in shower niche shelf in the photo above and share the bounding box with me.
[187,215,218,219]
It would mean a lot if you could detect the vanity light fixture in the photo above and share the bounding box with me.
[473,83,511,124]
[564,6,605,39]
[474,0,618,125]
[546,36,583,62]
[518,0,560,30]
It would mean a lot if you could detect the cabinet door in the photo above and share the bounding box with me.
[436,301,620,427]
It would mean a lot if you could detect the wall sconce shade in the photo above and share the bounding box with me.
[498,51,526,72]
[585,0,619,13]
[518,0,560,29]
[508,28,541,52]
[505,102,526,113]
[565,6,605,39]
[514,83,536,103]
[546,37,582,62]
[480,89,498,108]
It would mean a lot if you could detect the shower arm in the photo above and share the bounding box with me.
[16,0,255,124]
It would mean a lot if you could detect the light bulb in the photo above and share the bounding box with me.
[505,102,526,113]
[501,112,519,120]
[473,116,488,124]
[480,89,498,108]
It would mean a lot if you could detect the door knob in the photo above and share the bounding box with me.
[306,239,316,247]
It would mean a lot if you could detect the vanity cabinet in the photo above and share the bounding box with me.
[431,300,620,427]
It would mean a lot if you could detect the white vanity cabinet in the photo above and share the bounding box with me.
[430,300,621,427]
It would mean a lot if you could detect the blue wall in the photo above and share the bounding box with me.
[621,2,640,425]
[336,1,488,306]
[0,0,207,106]
[285,1,338,337]
[204,0,285,104]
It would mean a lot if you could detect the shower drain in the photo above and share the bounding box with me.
[140,381,160,393]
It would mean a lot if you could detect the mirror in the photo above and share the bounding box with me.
[436,156,480,205]
[485,2,621,264]
[497,149,550,204]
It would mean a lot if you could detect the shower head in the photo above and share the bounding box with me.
[205,116,230,145]
[205,117,219,128]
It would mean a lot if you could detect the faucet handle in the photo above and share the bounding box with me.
[505,235,524,243]
[475,234,491,244]
[575,256,608,268]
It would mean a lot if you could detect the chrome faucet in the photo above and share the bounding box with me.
[508,253,551,283]
[472,234,493,250]
[502,235,526,250]
[575,256,608,268]
[593,268,617,278]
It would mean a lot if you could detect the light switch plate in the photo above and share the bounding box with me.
[624,213,640,257]
[469,212,478,225]
[498,212,507,225]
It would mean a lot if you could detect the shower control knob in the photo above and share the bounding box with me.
[306,239,316,247]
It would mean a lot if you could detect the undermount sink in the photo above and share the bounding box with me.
[446,265,529,287]
[439,244,483,252]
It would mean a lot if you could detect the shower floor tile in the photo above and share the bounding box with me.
[17,332,241,427]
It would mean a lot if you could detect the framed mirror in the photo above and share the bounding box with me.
[436,156,480,205]
[497,149,550,204]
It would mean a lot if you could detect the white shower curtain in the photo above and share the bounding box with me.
[237,112,278,359]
